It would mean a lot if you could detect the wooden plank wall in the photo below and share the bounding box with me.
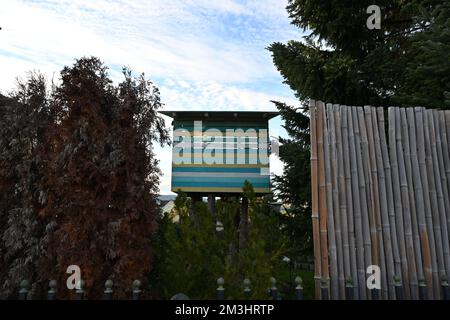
[310,101,450,299]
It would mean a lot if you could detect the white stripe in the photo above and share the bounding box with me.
[172,172,266,178]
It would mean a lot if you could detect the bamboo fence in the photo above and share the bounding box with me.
[310,101,450,299]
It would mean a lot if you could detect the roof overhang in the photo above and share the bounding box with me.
[159,110,279,121]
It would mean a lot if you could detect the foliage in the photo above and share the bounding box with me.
[0,74,52,298]
[156,182,288,299]
[0,57,169,299]
[269,0,449,107]
[268,0,450,259]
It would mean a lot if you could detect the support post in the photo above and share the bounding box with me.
[48,280,57,300]
[217,277,225,300]
[208,193,216,220]
[295,276,303,300]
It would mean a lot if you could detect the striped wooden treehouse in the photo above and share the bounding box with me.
[161,110,278,209]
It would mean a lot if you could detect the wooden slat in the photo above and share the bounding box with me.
[341,106,359,299]
[336,106,351,297]
[325,103,339,299]
[378,107,402,298]
[406,107,433,298]
[415,107,441,299]
[388,107,411,299]
[310,100,322,300]
[348,107,366,299]
[423,110,448,284]
[429,110,450,277]
[400,108,425,296]
[395,107,419,299]
[372,107,395,299]
[317,102,330,286]
[354,107,373,299]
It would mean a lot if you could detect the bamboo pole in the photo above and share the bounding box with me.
[364,106,388,299]
[415,107,441,299]
[348,107,367,299]
[444,110,450,249]
[353,107,373,299]
[388,107,411,299]
[406,107,433,299]
[372,107,395,299]
[331,104,345,299]
[433,110,450,205]
[423,109,447,283]
[400,108,425,293]
[395,107,419,299]
[358,107,380,299]
[309,100,322,300]
[324,103,339,299]
[439,111,450,237]
[336,105,351,298]
[342,106,359,299]
[378,107,402,298]
[434,110,450,249]
[358,108,379,268]
[428,109,450,278]
[317,102,330,288]
[439,111,450,254]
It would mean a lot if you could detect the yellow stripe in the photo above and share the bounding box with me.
[172,187,270,193]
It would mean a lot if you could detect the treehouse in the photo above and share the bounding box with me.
[160,110,279,203]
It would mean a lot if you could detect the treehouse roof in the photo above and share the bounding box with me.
[159,110,279,122]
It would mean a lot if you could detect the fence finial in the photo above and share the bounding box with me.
[418,278,428,300]
[270,277,278,300]
[442,275,449,300]
[19,279,30,300]
[243,278,251,298]
[320,278,329,300]
[48,280,57,300]
[217,277,225,300]
[104,279,113,300]
[295,276,303,300]
[76,279,85,300]
[345,277,354,300]
[393,275,403,300]
[132,280,141,300]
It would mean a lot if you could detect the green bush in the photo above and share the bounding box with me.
[155,182,290,299]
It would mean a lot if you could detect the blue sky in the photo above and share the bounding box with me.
[0,0,304,194]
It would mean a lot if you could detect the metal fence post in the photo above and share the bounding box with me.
[132,280,141,300]
[295,276,303,300]
[371,287,380,300]
[320,278,329,300]
[345,277,354,300]
[243,278,251,299]
[270,277,278,300]
[394,276,403,300]
[103,279,113,300]
[47,280,57,300]
[18,280,29,300]
[217,277,225,300]
[75,280,85,300]
[442,276,449,300]
[418,279,427,300]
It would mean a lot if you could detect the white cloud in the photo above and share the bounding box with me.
[159,79,299,112]
[0,0,303,194]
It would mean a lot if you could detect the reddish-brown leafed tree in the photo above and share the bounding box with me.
[38,57,169,299]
